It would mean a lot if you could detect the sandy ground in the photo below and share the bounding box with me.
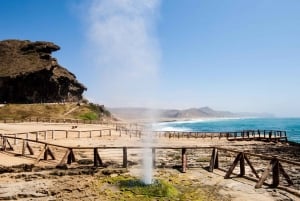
[0,122,299,200]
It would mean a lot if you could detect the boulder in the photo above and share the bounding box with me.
[0,39,86,103]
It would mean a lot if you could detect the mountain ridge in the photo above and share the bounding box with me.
[109,107,274,121]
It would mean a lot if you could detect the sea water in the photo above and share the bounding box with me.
[155,118,300,143]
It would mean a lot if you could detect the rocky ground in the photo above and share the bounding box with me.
[0,165,298,201]
[0,122,299,200]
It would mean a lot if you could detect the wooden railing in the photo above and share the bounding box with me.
[153,130,288,142]
[0,130,299,194]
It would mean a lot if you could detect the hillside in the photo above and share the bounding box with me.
[0,103,113,121]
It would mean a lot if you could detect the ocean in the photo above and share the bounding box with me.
[155,118,300,143]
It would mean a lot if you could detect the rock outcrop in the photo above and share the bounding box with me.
[0,39,86,103]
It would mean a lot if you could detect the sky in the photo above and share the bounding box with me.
[0,0,300,117]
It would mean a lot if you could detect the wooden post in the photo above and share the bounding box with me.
[89,131,92,138]
[27,142,34,155]
[272,159,280,187]
[278,162,294,186]
[244,154,259,178]
[181,148,187,173]
[240,152,245,176]
[78,131,81,138]
[57,149,70,166]
[123,147,128,168]
[35,145,47,164]
[66,131,68,138]
[94,148,103,167]
[100,130,102,137]
[44,131,47,140]
[43,145,49,160]
[224,152,243,179]
[152,148,156,168]
[14,134,17,145]
[67,149,76,164]
[209,148,219,172]
[255,158,277,188]
[51,130,54,139]
[36,132,39,141]
[22,140,26,155]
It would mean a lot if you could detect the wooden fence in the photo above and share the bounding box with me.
[153,130,288,142]
[0,131,299,194]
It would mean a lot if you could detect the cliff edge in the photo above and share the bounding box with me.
[0,39,86,103]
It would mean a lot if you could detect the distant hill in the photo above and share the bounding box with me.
[110,107,273,121]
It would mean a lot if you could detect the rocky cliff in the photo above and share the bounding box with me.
[0,39,86,103]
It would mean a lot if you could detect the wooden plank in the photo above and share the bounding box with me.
[278,162,294,186]
[35,145,47,164]
[244,154,259,178]
[46,146,56,160]
[5,138,14,151]
[26,142,34,155]
[58,149,70,166]
[255,158,277,188]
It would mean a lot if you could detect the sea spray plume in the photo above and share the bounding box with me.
[84,0,161,184]
[85,0,161,106]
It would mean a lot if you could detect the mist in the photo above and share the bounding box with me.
[83,0,161,108]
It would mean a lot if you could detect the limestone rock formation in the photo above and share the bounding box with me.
[0,39,86,103]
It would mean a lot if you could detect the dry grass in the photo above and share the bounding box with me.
[0,103,111,120]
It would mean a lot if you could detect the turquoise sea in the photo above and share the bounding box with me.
[155,118,300,143]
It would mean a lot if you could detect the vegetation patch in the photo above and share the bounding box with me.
[0,103,112,121]
[95,173,230,201]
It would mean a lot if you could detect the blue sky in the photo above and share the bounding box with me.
[0,0,300,117]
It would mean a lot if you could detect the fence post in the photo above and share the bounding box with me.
[94,148,103,167]
[181,148,187,173]
[67,148,75,164]
[123,147,128,168]
[209,148,219,172]
[14,134,17,145]
[152,148,156,168]
[240,152,245,176]
[22,140,26,155]
[44,131,47,140]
